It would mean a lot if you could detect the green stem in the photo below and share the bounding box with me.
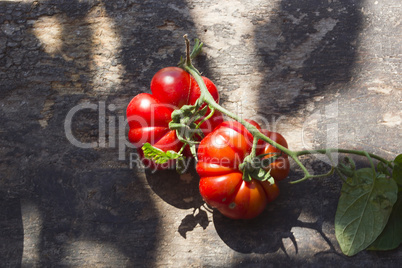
[291,167,335,184]
[184,53,307,180]
[185,63,292,153]
[250,137,259,158]
[178,143,186,155]
[295,149,391,167]
[196,107,215,129]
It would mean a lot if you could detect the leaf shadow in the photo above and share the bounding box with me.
[255,0,364,118]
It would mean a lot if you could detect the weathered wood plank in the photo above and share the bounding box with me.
[0,0,401,266]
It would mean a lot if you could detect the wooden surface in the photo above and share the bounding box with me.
[0,0,401,267]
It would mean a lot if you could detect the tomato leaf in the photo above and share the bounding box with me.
[335,168,398,256]
[338,156,356,178]
[377,162,391,177]
[368,192,402,251]
[368,155,402,251]
[392,154,402,187]
[142,143,184,164]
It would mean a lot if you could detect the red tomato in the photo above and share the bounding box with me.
[127,67,223,169]
[196,121,289,219]
[150,67,191,107]
[259,129,290,181]
[189,76,219,107]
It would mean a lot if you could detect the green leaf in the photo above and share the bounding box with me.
[338,156,356,178]
[377,162,391,177]
[392,154,402,186]
[335,168,398,256]
[368,192,402,251]
[394,154,402,165]
[142,143,184,164]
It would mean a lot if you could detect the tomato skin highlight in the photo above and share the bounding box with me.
[196,121,289,219]
[127,67,223,169]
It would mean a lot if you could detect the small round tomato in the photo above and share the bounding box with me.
[150,67,191,107]
[189,76,219,108]
[259,130,290,181]
[127,67,224,169]
[196,121,286,219]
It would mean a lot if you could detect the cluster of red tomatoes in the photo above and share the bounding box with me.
[127,67,290,219]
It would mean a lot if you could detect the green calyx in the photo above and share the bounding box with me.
[239,153,281,183]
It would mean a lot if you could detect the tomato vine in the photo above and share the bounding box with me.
[133,35,402,256]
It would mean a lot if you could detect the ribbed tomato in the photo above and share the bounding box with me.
[196,121,289,219]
